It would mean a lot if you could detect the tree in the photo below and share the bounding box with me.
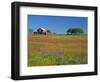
[47,29,51,34]
[28,28,33,34]
[67,27,84,35]
[53,32,56,34]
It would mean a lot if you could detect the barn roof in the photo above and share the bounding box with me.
[38,28,47,31]
[41,28,46,31]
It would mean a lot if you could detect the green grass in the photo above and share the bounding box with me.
[28,52,87,66]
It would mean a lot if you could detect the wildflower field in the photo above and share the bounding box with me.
[28,34,87,66]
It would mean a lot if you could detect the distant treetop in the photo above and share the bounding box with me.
[67,27,84,35]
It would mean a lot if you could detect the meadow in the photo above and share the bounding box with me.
[28,34,87,66]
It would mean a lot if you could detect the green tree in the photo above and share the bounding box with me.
[53,32,56,34]
[28,28,33,34]
[47,29,51,34]
[67,27,84,35]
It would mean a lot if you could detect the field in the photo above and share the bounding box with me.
[28,34,87,66]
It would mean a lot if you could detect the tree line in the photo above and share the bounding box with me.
[28,27,84,35]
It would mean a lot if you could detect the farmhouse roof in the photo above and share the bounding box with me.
[38,28,47,31]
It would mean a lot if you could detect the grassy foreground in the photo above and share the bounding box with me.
[28,34,87,66]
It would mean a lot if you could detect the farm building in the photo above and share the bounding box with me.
[33,28,48,35]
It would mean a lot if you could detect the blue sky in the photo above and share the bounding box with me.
[28,15,88,34]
